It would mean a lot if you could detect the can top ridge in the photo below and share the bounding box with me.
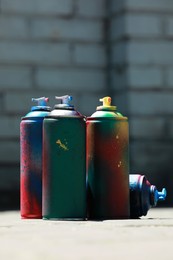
[97,96,116,111]
[55,95,73,109]
[47,95,84,118]
[31,97,50,112]
[89,96,127,119]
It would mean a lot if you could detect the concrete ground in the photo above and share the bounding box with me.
[0,208,173,260]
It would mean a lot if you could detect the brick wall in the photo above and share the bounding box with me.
[111,0,173,205]
[0,0,173,207]
[0,0,107,208]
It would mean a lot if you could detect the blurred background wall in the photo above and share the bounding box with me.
[0,0,173,209]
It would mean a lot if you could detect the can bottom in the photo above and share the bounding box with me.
[21,214,42,219]
[43,217,86,221]
[87,216,130,220]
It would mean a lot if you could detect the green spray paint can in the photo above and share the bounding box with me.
[42,95,86,220]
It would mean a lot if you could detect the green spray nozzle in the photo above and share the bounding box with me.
[32,97,49,106]
[55,95,73,106]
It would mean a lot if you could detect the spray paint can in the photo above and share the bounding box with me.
[129,174,167,218]
[43,95,86,220]
[87,96,130,219]
[20,97,50,219]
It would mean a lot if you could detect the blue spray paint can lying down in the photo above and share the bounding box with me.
[129,174,167,218]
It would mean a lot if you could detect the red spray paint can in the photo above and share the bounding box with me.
[20,97,50,219]
[87,97,130,219]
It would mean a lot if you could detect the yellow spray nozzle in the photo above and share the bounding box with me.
[99,96,112,107]
[96,96,116,111]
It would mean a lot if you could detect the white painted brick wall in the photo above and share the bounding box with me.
[0,141,19,163]
[110,0,173,205]
[111,69,127,90]
[0,166,19,190]
[127,42,173,65]
[73,44,106,67]
[112,66,163,90]
[1,0,73,15]
[111,15,125,40]
[111,42,127,65]
[0,116,20,138]
[167,68,173,87]
[168,120,173,139]
[0,0,173,204]
[130,141,173,174]
[125,15,161,37]
[36,68,106,91]
[111,0,125,14]
[126,0,173,12]
[127,66,162,88]
[78,94,102,116]
[0,66,32,89]
[112,92,129,116]
[31,19,103,42]
[4,91,61,114]
[130,118,165,139]
[0,16,29,39]
[4,89,103,115]
[167,17,173,37]
[77,0,106,18]
[0,140,19,163]
[0,42,71,65]
[111,14,161,40]
[129,92,173,115]
[130,140,173,206]
[0,95,3,112]
[4,92,40,114]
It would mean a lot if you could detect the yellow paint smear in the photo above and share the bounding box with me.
[56,139,68,151]
[118,161,122,168]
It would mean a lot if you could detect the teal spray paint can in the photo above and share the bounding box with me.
[42,95,86,219]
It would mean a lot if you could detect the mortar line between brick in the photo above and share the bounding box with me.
[73,0,78,17]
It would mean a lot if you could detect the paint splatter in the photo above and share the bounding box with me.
[118,161,122,168]
[56,139,68,151]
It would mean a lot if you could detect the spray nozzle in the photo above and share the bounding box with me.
[55,95,73,106]
[150,186,167,206]
[156,188,167,201]
[99,96,112,107]
[32,97,49,106]
[96,96,116,111]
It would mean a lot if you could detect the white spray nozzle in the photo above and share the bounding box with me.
[32,97,49,106]
[55,95,72,105]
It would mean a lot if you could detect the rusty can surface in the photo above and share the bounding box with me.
[87,97,130,219]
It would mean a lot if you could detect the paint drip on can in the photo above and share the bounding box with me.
[87,96,130,219]
[20,97,50,219]
[129,174,167,218]
[42,95,86,220]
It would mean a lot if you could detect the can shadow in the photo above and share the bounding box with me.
[0,190,20,212]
